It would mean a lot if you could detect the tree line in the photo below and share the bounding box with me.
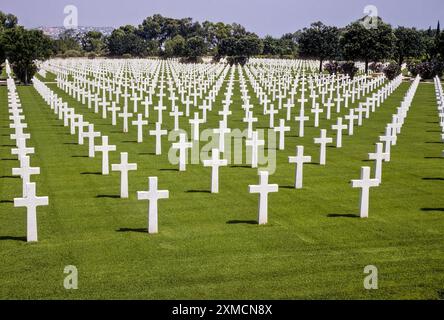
[1,11,444,84]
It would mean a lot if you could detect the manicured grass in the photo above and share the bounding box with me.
[0,72,443,299]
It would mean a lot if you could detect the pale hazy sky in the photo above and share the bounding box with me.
[0,0,442,36]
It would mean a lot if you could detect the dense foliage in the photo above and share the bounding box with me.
[1,10,443,77]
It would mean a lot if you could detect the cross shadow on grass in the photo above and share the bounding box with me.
[96,195,120,199]
[421,208,444,212]
[116,228,147,233]
[327,213,360,218]
[230,165,250,168]
[139,152,156,156]
[226,220,257,225]
[0,175,20,179]
[0,200,13,203]
[424,156,443,159]
[159,168,179,172]
[422,177,444,181]
[81,172,102,175]
[186,189,211,193]
[72,155,88,158]
[0,235,27,242]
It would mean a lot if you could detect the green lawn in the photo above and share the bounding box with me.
[0,71,443,299]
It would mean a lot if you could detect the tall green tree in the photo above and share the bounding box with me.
[107,25,149,56]
[81,31,106,54]
[341,18,395,73]
[164,35,186,57]
[298,22,340,72]
[394,27,424,65]
[1,26,52,83]
[184,36,206,59]
[0,11,18,63]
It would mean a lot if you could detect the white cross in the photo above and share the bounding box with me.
[172,133,193,171]
[351,166,380,218]
[169,106,183,131]
[130,94,140,113]
[100,98,110,119]
[288,145,312,189]
[334,94,344,113]
[344,109,359,135]
[12,155,40,197]
[368,142,389,183]
[118,107,133,133]
[94,136,116,175]
[203,148,227,193]
[132,113,148,143]
[266,104,278,128]
[189,112,204,141]
[243,110,258,139]
[141,95,151,118]
[298,93,308,110]
[149,122,167,155]
[14,182,48,242]
[248,171,278,225]
[154,101,167,123]
[274,119,290,150]
[295,108,309,137]
[379,125,396,161]
[313,129,333,165]
[311,103,323,127]
[108,102,121,126]
[355,103,366,126]
[111,152,137,198]
[324,99,334,120]
[82,124,101,157]
[331,117,348,148]
[284,100,294,121]
[213,120,231,153]
[246,131,265,168]
[77,118,89,145]
[11,138,34,159]
[343,91,351,108]
[137,177,169,234]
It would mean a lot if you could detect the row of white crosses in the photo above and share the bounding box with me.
[49,60,231,161]
[351,75,420,218]
[313,74,403,166]
[36,58,404,227]
[43,60,236,194]
[48,59,387,181]
[433,76,444,150]
[6,74,49,243]
[43,61,272,223]
[33,76,168,234]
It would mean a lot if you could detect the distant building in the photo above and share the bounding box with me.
[36,26,114,39]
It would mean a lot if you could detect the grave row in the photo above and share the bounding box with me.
[5,62,49,242]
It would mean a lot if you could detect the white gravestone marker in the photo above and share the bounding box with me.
[314,129,333,165]
[14,182,48,242]
[94,136,116,175]
[203,148,227,193]
[249,171,278,225]
[111,152,138,198]
[351,166,380,218]
[137,177,169,234]
[288,146,312,189]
